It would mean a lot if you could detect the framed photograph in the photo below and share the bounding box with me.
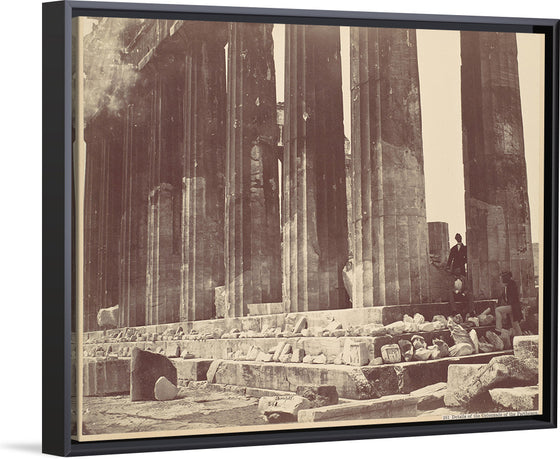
[43,0,558,456]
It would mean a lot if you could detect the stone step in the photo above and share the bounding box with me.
[297,394,418,422]
[207,351,511,399]
[83,300,498,343]
[83,324,501,364]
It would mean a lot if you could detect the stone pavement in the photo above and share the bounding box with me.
[82,386,262,435]
[81,384,470,436]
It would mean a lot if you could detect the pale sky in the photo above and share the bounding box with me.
[272,25,543,246]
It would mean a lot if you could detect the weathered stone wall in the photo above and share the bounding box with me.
[461,31,535,299]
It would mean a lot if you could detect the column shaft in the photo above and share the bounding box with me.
[350,27,430,307]
[461,31,535,299]
[181,25,227,321]
[283,24,349,312]
[225,22,282,317]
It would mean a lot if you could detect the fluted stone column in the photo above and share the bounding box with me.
[83,112,123,331]
[181,24,227,321]
[428,221,450,266]
[225,22,282,317]
[145,62,183,325]
[119,104,147,328]
[350,27,430,307]
[461,31,535,299]
[283,24,349,312]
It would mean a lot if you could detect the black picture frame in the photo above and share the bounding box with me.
[43,1,559,456]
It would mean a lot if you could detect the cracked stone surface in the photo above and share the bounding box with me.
[82,386,262,435]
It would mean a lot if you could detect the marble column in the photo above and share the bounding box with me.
[350,27,430,307]
[180,23,227,321]
[145,58,183,325]
[225,22,282,317]
[428,221,450,266]
[83,111,123,330]
[461,31,535,299]
[283,24,349,312]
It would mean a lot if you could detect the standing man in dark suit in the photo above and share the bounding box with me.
[447,233,467,276]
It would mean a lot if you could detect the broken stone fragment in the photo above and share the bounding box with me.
[214,285,227,318]
[385,321,405,335]
[246,347,260,361]
[411,335,427,350]
[279,354,292,363]
[97,305,119,328]
[330,329,346,338]
[272,341,287,361]
[489,386,538,411]
[477,336,495,353]
[130,348,177,401]
[255,351,268,362]
[258,396,311,423]
[292,317,307,334]
[333,353,343,365]
[432,315,447,328]
[469,329,480,353]
[342,341,369,366]
[181,350,195,359]
[363,323,387,337]
[413,347,432,361]
[296,385,339,407]
[449,320,475,348]
[413,313,425,324]
[432,320,446,331]
[280,343,292,358]
[301,329,312,337]
[371,357,384,366]
[513,335,538,360]
[291,348,305,363]
[380,344,402,363]
[449,343,474,357]
[313,354,327,364]
[398,340,414,362]
[325,320,343,332]
[302,355,314,364]
[418,322,435,333]
[431,339,450,359]
[403,321,419,333]
[154,376,179,401]
[486,331,504,351]
[500,329,512,349]
[466,317,480,327]
[478,311,494,326]
[166,344,181,358]
[453,355,538,408]
[411,382,447,410]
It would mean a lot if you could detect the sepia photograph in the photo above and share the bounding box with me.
[72,12,545,443]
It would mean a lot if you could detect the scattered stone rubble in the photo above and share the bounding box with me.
[258,385,339,423]
[84,307,515,369]
[444,335,539,411]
